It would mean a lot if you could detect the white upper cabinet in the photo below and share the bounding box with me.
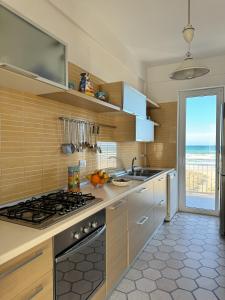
[123,83,146,117]
[100,81,147,117]
[136,117,154,142]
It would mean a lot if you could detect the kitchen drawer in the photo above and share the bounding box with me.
[128,181,154,229]
[129,208,155,263]
[0,239,52,300]
[13,271,53,300]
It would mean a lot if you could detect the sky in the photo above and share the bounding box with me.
[186,95,217,146]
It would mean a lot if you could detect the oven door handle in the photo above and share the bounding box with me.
[55,224,106,263]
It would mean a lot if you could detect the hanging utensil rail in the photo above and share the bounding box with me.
[59,117,116,129]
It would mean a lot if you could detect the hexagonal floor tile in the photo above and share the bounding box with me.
[117,278,135,293]
[176,277,197,291]
[172,289,195,300]
[128,290,150,300]
[139,251,154,261]
[84,270,102,282]
[166,259,184,270]
[161,267,181,280]
[150,289,172,300]
[200,258,219,268]
[215,275,225,287]
[170,251,187,261]
[133,259,149,270]
[199,266,218,278]
[183,258,201,269]
[196,276,218,290]
[148,259,166,270]
[154,251,170,261]
[136,277,156,292]
[214,287,225,300]
[156,278,177,292]
[143,267,161,280]
[126,268,142,280]
[186,251,202,260]
[180,267,199,279]
[193,288,218,300]
[158,245,174,253]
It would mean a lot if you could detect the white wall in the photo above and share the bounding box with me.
[1,0,145,91]
[147,54,225,102]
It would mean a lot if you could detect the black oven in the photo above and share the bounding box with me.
[54,209,106,300]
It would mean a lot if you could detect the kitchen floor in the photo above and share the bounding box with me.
[108,213,225,300]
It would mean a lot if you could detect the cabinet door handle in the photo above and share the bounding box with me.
[137,216,148,225]
[137,187,148,193]
[28,285,43,300]
[109,200,125,210]
[0,250,43,279]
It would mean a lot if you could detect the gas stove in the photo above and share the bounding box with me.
[0,191,102,229]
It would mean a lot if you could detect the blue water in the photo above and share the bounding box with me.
[186,145,216,154]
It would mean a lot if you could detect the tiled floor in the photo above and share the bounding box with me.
[109,213,225,300]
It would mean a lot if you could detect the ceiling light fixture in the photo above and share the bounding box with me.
[170,0,210,80]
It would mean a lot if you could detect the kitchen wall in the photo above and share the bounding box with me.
[0,88,143,205]
[147,102,177,168]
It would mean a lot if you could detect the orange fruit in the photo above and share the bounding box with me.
[91,174,100,185]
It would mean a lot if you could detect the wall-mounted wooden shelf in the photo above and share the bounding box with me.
[42,89,121,112]
[147,97,160,109]
[0,66,64,95]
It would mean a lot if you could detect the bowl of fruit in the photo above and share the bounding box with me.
[87,170,109,188]
[112,178,131,187]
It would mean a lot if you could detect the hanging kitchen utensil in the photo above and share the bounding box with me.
[96,125,102,153]
[61,119,73,155]
[70,121,76,154]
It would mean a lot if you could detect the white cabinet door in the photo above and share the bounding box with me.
[136,117,154,142]
[123,83,146,117]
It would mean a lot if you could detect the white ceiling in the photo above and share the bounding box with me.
[76,0,225,65]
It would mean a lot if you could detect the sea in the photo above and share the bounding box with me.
[186,145,216,165]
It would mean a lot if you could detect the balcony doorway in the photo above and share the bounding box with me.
[178,87,223,215]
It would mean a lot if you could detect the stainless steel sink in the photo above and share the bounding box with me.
[116,169,164,181]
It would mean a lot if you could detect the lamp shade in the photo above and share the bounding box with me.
[169,56,210,80]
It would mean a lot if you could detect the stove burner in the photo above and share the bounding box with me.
[0,191,99,229]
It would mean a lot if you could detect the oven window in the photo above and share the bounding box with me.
[55,231,105,300]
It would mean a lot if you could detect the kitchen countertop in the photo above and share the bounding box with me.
[0,168,174,265]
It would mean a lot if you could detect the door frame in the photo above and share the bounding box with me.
[178,86,224,216]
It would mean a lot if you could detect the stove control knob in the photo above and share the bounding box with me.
[73,232,81,240]
[83,226,90,234]
[91,221,98,228]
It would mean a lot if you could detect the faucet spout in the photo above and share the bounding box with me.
[131,157,137,174]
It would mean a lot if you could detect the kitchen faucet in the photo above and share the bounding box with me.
[131,157,137,174]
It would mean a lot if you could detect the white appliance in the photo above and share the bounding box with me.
[165,170,178,221]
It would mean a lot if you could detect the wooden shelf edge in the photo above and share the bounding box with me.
[147,97,160,109]
[42,89,121,113]
[153,122,160,127]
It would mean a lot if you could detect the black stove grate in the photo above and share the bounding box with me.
[0,191,96,225]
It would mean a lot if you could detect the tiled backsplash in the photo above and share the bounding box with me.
[0,88,143,204]
[147,102,177,168]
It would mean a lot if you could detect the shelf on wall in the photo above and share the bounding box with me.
[42,89,121,112]
[153,122,160,127]
[0,66,64,95]
[147,97,160,109]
